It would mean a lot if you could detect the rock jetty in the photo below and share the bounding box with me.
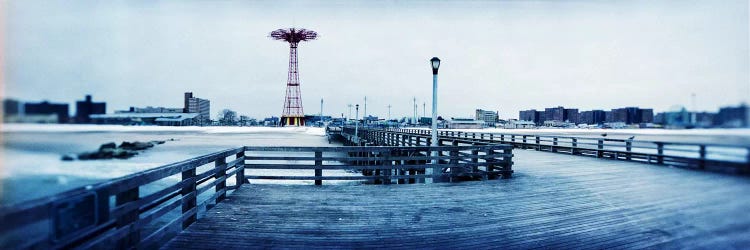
[63,140,169,161]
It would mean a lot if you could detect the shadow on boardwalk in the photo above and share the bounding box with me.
[163,150,750,249]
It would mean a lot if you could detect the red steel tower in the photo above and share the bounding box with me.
[270,28,318,126]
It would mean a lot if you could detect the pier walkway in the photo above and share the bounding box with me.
[163,149,750,249]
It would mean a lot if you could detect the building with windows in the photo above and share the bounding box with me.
[445,118,484,129]
[475,109,498,126]
[544,106,565,122]
[24,101,70,123]
[75,95,106,123]
[184,92,211,124]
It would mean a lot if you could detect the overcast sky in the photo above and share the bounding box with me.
[3,0,749,120]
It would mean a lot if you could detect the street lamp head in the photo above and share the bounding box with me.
[430,57,441,74]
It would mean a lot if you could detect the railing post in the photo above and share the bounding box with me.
[215,156,227,203]
[500,134,504,142]
[383,150,392,185]
[116,187,140,248]
[502,147,513,179]
[699,145,706,169]
[535,136,540,151]
[480,133,485,140]
[181,167,197,229]
[489,134,494,141]
[522,135,527,149]
[626,141,632,161]
[471,148,479,181]
[656,143,664,164]
[236,150,246,186]
[552,137,558,152]
[597,140,604,158]
[486,147,497,179]
[571,138,578,155]
[315,151,323,186]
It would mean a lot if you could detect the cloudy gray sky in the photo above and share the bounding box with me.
[3,0,749,120]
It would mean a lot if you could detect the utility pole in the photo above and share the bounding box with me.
[364,96,367,125]
[347,104,352,120]
[319,98,323,127]
[423,102,426,118]
[413,97,417,126]
[387,104,392,121]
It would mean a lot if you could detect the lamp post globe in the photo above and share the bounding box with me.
[430,57,441,74]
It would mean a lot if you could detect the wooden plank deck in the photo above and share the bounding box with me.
[162,149,750,249]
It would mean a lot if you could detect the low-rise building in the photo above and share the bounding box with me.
[90,113,199,126]
[445,118,484,129]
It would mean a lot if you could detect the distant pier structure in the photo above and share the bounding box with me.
[270,27,318,126]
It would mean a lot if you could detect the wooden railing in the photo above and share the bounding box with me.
[243,145,513,185]
[0,147,245,249]
[342,127,749,174]
[0,144,512,249]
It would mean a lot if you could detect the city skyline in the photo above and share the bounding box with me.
[3,1,749,119]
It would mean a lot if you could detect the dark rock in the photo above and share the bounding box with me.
[151,140,166,145]
[119,141,154,150]
[61,155,75,161]
[99,142,117,150]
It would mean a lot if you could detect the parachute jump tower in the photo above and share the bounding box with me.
[269,28,318,126]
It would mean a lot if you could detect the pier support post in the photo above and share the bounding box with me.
[597,140,604,158]
[656,143,664,164]
[116,187,140,249]
[626,141,632,161]
[502,147,513,179]
[181,167,197,229]
[315,151,323,185]
[699,145,706,169]
[215,156,227,203]
[552,137,558,152]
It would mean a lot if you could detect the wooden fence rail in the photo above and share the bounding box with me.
[243,145,513,185]
[338,127,749,174]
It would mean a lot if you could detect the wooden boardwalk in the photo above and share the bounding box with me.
[163,149,750,249]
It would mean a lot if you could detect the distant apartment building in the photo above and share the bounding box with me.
[579,110,606,125]
[715,104,749,127]
[24,101,70,123]
[519,109,538,124]
[564,108,579,124]
[75,95,106,123]
[544,107,565,122]
[606,107,653,124]
[475,109,498,126]
[3,99,21,117]
[184,92,211,123]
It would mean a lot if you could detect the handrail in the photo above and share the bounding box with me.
[0,147,245,249]
[243,145,513,185]
[337,127,750,174]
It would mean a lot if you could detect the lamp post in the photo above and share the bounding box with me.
[319,98,323,127]
[355,104,360,144]
[430,57,440,182]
